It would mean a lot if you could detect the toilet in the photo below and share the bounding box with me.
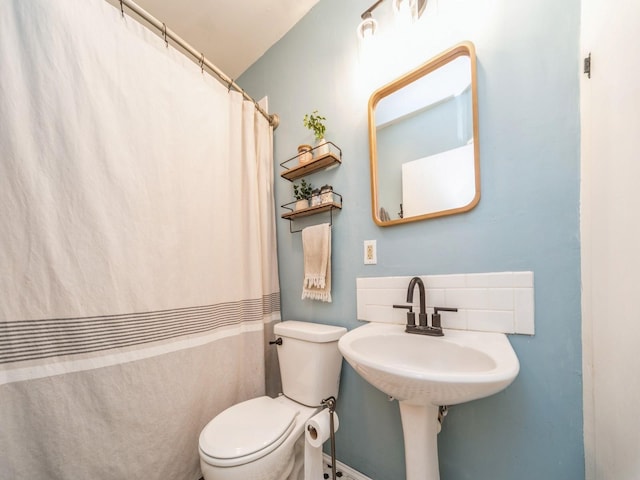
[198,320,347,480]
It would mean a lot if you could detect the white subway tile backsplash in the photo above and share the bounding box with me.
[426,274,466,289]
[426,288,446,307]
[445,288,491,310]
[468,310,515,333]
[440,308,468,330]
[512,271,534,288]
[488,288,515,311]
[514,287,535,334]
[358,288,404,307]
[356,271,534,335]
[364,304,399,324]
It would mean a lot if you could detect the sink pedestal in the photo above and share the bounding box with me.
[399,402,440,480]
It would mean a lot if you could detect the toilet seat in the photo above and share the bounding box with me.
[199,396,298,468]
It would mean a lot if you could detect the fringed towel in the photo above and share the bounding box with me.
[301,223,332,302]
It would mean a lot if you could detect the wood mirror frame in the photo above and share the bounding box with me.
[368,41,480,226]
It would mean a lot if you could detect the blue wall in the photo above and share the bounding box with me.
[240,0,583,478]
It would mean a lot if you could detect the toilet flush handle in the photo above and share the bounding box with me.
[268,338,283,346]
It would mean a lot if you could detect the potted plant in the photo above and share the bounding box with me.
[303,110,329,157]
[293,179,313,211]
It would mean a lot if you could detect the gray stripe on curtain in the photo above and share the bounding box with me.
[0,294,280,364]
[262,291,281,315]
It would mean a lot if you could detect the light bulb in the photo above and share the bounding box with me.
[357,12,378,40]
[392,0,427,23]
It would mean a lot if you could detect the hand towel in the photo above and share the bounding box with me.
[301,223,332,302]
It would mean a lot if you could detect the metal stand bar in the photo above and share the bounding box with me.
[322,396,338,480]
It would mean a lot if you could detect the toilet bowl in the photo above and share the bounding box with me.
[198,321,346,480]
[199,395,318,480]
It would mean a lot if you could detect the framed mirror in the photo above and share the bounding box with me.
[368,41,480,226]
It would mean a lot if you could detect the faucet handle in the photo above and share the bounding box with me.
[392,304,413,312]
[393,304,415,327]
[432,307,458,329]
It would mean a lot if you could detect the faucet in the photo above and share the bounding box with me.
[393,276,457,336]
[407,276,428,328]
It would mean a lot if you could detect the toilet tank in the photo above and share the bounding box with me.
[274,321,347,407]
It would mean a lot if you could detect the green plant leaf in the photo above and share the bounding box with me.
[303,110,327,141]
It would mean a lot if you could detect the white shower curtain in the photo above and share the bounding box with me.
[0,1,280,479]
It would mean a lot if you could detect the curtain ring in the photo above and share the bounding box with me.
[162,23,168,47]
[199,53,205,73]
[119,0,124,17]
[227,79,234,93]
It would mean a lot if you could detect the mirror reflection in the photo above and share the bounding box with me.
[368,42,480,226]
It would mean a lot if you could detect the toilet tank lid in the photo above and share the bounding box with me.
[274,321,347,343]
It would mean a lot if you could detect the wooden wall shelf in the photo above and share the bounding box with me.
[279,142,342,181]
[280,201,342,220]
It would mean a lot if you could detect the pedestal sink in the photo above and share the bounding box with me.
[338,322,519,480]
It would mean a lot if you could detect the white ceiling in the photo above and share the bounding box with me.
[124,0,322,79]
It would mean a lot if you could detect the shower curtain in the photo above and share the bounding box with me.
[0,1,280,479]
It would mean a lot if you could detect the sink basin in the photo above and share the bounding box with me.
[339,322,519,406]
[339,322,520,480]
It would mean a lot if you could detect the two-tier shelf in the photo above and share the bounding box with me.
[280,141,342,233]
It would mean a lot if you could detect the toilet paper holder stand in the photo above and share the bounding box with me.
[306,396,337,480]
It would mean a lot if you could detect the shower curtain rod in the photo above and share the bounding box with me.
[117,0,280,129]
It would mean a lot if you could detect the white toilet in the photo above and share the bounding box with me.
[198,320,347,480]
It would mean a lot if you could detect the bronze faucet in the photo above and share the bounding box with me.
[393,276,457,336]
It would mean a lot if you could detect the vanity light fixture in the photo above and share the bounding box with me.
[392,0,428,23]
[357,0,383,40]
[357,0,427,40]
[357,11,378,39]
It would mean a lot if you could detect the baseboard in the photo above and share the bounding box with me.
[322,454,373,480]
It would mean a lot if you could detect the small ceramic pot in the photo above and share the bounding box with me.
[311,189,321,207]
[297,144,313,164]
[320,184,334,204]
[314,138,330,157]
[295,199,309,211]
